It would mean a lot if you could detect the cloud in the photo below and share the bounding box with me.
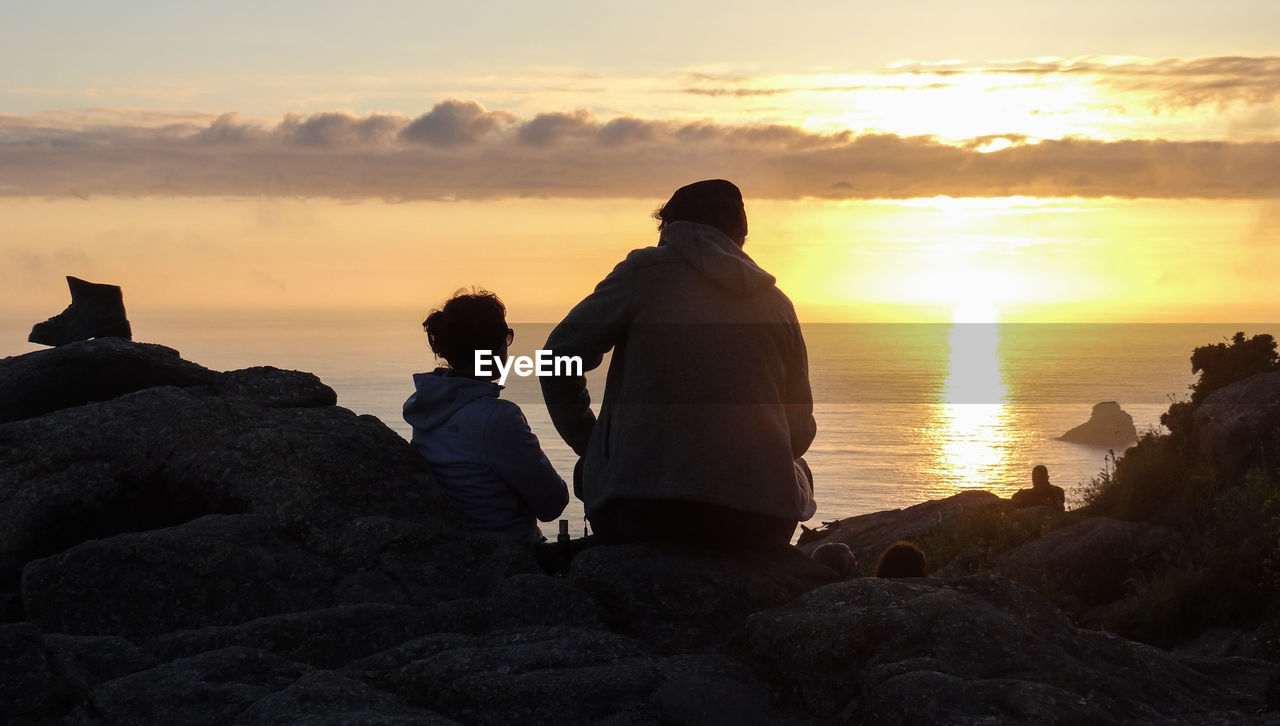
[679,56,1280,110]
[2,103,1278,201]
[894,56,1280,109]
[680,88,788,98]
[193,113,265,145]
[598,117,659,146]
[278,112,404,146]
[676,82,951,97]
[400,100,513,146]
[516,109,596,146]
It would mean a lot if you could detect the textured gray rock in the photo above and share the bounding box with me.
[303,517,537,607]
[145,604,479,670]
[797,490,1009,572]
[570,543,837,653]
[22,514,339,639]
[1194,370,1280,467]
[144,575,604,672]
[42,633,158,690]
[0,338,217,424]
[1,338,1275,724]
[0,374,457,595]
[372,626,662,726]
[739,575,1268,723]
[652,654,773,726]
[210,365,338,408]
[1058,400,1138,447]
[70,646,312,726]
[228,670,458,726]
[0,622,81,724]
[995,516,1175,606]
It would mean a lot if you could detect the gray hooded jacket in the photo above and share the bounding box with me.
[404,369,568,543]
[541,221,817,522]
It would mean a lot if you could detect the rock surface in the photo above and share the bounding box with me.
[796,490,1009,571]
[1194,370,1280,467]
[1,339,1273,724]
[1058,400,1138,447]
[739,575,1268,723]
[570,543,837,653]
[995,516,1176,607]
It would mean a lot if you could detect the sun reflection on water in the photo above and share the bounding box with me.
[924,322,1014,495]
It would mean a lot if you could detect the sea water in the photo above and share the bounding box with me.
[1,309,1255,541]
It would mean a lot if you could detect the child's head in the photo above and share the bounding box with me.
[423,289,511,377]
[874,540,928,578]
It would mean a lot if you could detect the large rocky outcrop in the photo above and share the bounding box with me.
[995,516,1176,608]
[1,339,1273,724]
[738,575,1271,723]
[569,543,837,653]
[1194,370,1280,467]
[1058,400,1138,448]
[796,490,1009,571]
[0,341,459,606]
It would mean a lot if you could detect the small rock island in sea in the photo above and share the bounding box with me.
[1058,400,1138,447]
[1,338,1275,724]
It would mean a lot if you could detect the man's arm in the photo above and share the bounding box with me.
[540,255,636,456]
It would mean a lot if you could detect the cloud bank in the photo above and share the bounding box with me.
[682,56,1280,110]
[2,101,1278,201]
[894,55,1280,109]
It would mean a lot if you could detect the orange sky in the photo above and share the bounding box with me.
[2,4,1278,324]
[3,195,1275,324]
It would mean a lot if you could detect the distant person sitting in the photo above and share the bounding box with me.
[875,541,928,578]
[1010,465,1066,511]
[403,290,569,543]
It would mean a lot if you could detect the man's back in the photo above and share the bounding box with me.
[541,221,816,525]
[1011,484,1066,510]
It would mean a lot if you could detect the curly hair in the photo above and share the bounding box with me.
[422,288,507,372]
[874,540,928,578]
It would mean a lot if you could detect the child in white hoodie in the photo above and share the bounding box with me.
[403,290,568,543]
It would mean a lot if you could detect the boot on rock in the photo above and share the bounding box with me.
[28,276,133,346]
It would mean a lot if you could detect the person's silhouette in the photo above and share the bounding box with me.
[404,290,568,543]
[540,180,816,548]
[1010,465,1066,511]
[874,541,928,578]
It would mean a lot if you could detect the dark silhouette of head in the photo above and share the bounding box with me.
[654,179,748,246]
[1032,465,1050,488]
[423,289,509,378]
[811,542,859,579]
[874,541,928,578]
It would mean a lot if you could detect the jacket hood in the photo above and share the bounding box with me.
[659,221,776,296]
[403,368,501,431]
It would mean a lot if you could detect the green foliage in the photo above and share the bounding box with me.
[920,506,1061,575]
[1089,331,1279,524]
[986,332,1280,643]
[1102,463,1280,644]
[1080,432,1192,523]
[1162,331,1279,436]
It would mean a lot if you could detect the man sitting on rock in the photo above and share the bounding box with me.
[404,290,569,543]
[1010,465,1066,511]
[540,179,817,549]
